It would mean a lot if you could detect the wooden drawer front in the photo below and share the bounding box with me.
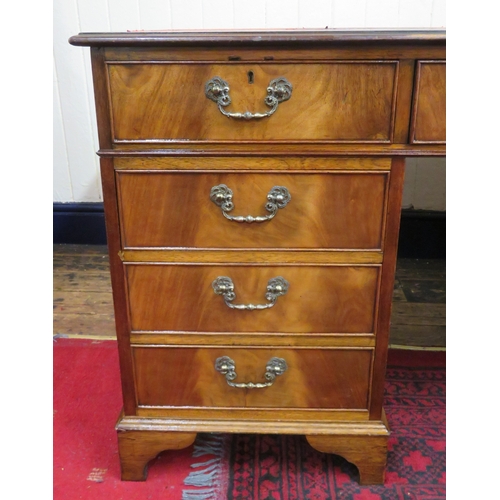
[117,171,388,250]
[126,264,379,334]
[132,346,372,409]
[107,62,397,143]
[410,61,446,143]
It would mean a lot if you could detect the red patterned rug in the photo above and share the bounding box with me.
[214,351,446,500]
[54,339,445,499]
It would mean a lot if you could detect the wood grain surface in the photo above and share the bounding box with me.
[53,246,445,348]
[121,250,384,265]
[69,30,446,486]
[117,430,196,481]
[116,170,388,250]
[69,30,446,48]
[132,346,373,409]
[369,157,405,419]
[113,156,392,171]
[102,46,445,63]
[125,264,380,334]
[107,62,397,143]
[410,61,446,143]
[100,157,137,414]
[306,433,388,484]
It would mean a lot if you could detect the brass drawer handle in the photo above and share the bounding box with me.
[205,76,292,120]
[212,276,289,310]
[210,184,291,223]
[215,356,288,389]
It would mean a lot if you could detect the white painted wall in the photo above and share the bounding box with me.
[53,0,446,210]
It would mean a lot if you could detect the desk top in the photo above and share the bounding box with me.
[69,29,446,47]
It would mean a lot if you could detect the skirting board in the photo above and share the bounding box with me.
[53,203,445,259]
[53,203,107,245]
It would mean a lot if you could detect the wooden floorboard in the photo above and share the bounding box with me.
[53,245,446,349]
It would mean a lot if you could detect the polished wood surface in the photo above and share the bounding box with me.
[90,48,113,149]
[370,157,405,419]
[410,61,446,143]
[132,346,373,409]
[306,433,388,485]
[117,169,388,250]
[71,29,446,484]
[100,143,446,155]
[53,246,445,349]
[69,29,446,47]
[133,407,369,421]
[125,264,380,333]
[108,62,397,143]
[106,45,444,61]
[100,159,137,415]
[121,249,384,264]
[114,156,392,171]
[130,333,375,347]
[117,430,196,481]
[392,59,416,143]
[117,411,387,435]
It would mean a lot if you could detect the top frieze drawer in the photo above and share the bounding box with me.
[409,61,446,144]
[106,62,398,145]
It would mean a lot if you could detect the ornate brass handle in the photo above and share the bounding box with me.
[210,184,291,223]
[205,76,292,120]
[212,276,289,310]
[215,356,288,388]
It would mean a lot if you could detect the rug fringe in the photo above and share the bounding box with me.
[183,461,219,486]
[182,434,227,500]
[192,436,225,457]
[182,489,216,500]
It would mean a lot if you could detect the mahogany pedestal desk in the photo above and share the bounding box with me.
[69,30,446,485]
